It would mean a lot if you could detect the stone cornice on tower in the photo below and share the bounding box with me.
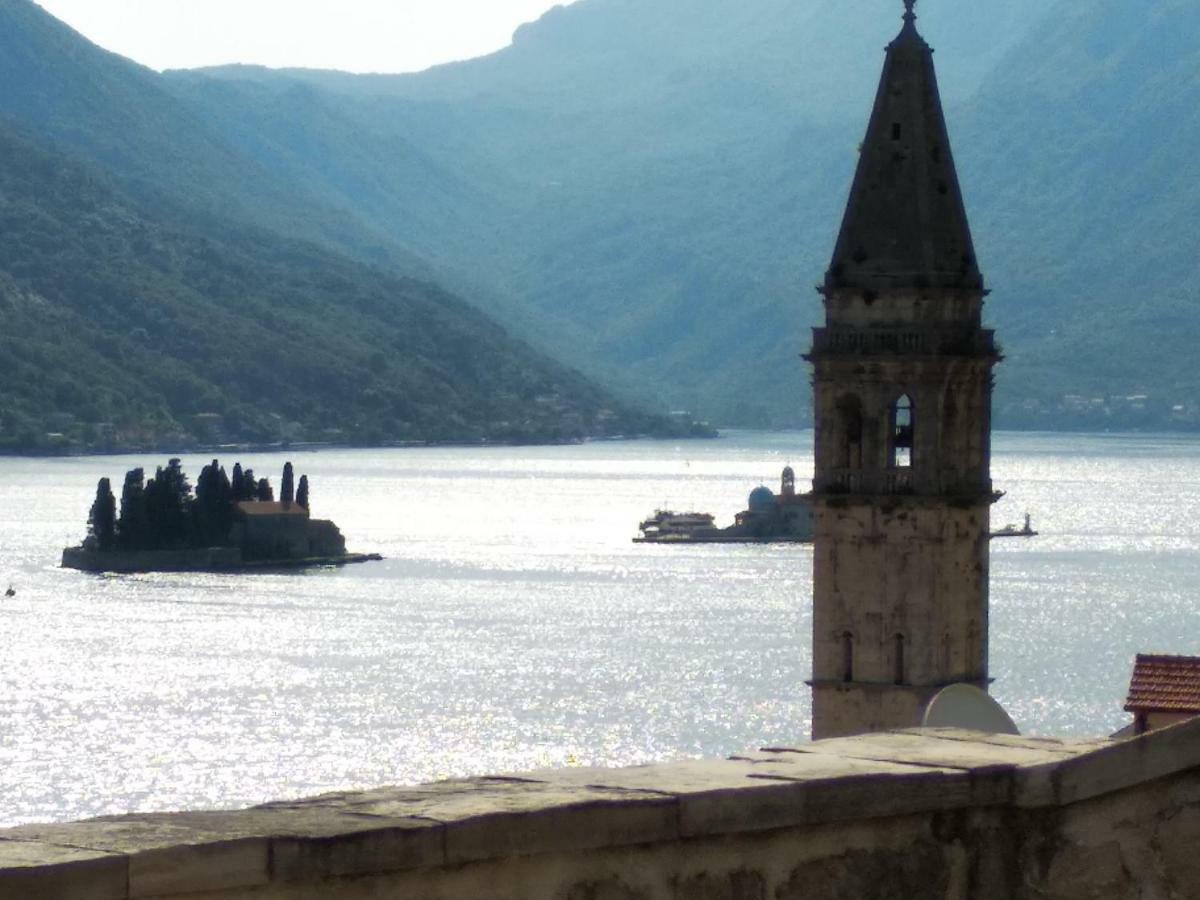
[824,1,981,295]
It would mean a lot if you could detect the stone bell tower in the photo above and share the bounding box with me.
[806,0,1000,740]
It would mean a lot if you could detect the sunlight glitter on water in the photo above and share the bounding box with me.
[1,430,1199,825]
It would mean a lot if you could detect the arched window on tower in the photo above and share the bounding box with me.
[890,394,914,468]
[841,632,854,683]
[893,633,906,685]
[835,395,864,470]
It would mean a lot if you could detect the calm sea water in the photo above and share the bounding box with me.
[1,430,1198,826]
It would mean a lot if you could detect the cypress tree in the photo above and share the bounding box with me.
[194,459,229,545]
[240,468,255,502]
[281,462,295,505]
[216,465,234,540]
[87,477,117,550]
[159,458,193,547]
[117,468,148,550]
[256,478,274,502]
[296,475,309,510]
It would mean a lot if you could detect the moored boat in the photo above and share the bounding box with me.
[990,514,1038,539]
[634,468,814,544]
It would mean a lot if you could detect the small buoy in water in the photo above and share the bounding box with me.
[4,585,13,597]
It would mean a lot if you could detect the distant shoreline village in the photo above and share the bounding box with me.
[61,458,379,573]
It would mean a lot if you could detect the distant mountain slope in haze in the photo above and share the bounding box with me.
[957,0,1200,421]
[165,0,1200,428]
[7,0,1199,431]
[0,0,435,276]
[0,120,676,451]
[171,1,1043,420]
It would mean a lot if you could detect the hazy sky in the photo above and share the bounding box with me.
[33,0,579,74]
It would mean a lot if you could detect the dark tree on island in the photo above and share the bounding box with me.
[143,459,193,549]
[194,459,233,545]
[238,468,256,502]
[281,462,295,505]
[82,459,317,554]
[116,468,149,550]
[87,477,117,551]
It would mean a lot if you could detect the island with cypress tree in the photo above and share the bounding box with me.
[62,458,381,572]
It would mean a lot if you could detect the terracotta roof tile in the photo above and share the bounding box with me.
[1124,654,1200,714]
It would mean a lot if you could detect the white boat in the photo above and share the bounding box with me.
[636,510,720,541]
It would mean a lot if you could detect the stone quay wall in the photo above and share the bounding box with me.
[61,546,244,573]
[4,721,1200,899]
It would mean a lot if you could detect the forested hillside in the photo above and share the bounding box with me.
[0,121,683,451]
[165,0,1200,430]
[956,0,1200,428]
[4,0,1198,435]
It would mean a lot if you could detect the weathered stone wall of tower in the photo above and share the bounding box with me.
[808,295,996,739]
[811,356,994,496]
[810,499,990,739]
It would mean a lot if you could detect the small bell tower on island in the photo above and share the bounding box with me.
[806,0,1001,740]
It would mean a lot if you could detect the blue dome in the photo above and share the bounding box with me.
[748,486,776,513]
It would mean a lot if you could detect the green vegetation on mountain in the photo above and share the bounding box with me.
[167,0,1200,431]
[1,0,1197,435]
[0,122,690,451]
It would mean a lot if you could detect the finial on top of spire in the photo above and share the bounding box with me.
[903,0,916,24]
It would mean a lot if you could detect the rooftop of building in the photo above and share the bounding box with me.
[1125,653,1200,713]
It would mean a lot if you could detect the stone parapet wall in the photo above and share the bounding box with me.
[4,721,1200,899]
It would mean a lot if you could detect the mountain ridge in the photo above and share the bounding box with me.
[0,67,690,451]
[5,0,1198,433]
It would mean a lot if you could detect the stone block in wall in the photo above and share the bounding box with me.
[1158,806,1200,896]
[127,838,267,898]
[0,840,126,900]
[1038,840,1132,900]
[1016,718,1200,808]
[298,777,680,865]
[269,816,444,880]
[776,843,950,900]
[672,869,766,900]
[1,816,271,898]
[565,879,652,900]
[443,796,679,866]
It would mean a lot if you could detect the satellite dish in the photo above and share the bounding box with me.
[922,683,1020,735]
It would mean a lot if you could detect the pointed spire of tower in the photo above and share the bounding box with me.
[824,0,981,293]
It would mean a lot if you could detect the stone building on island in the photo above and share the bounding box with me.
[230,499,347,563]
[805,0,1000,739]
